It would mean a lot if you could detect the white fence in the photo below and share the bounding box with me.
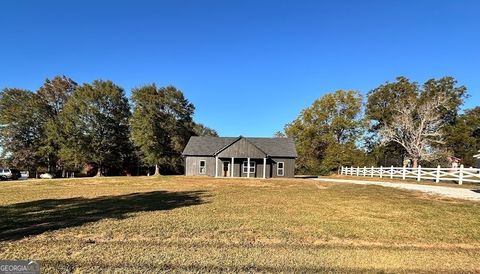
[340,165,480,185]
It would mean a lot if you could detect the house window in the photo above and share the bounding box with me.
[242,161,255,173]
[199,160,206,174]
[277,162,285,176]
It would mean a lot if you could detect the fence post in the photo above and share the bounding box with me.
[402,166,406,180]
[380,166,383,178]
[341,166,344,175]
[371,166,374,177]
[356,166,360,176]
[459,164,464,185]
[390,165,394,179]
[435,165,440,183]
[363,166,366,176]
[417,165,422,181]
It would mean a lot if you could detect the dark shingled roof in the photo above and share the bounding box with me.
[182,136,297,157]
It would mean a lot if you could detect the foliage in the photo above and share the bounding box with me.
[59,80,132,174]
[285,90,366,174]
[131,84,195,175]
[36,76,77,172]
[193,123,218,137]
[366,77,467,167]
[444,107,480,167]
[273,131,286,138]
[366,76,418,130]
[0,88,46,171]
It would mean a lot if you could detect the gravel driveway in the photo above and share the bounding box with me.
[315,178,480,201]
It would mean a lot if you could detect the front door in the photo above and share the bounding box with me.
[223,161,230,177]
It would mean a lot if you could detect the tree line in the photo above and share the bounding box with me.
[0,76,218,176]
[284,76,479,175]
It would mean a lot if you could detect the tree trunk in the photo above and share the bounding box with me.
[154,164,161,176]
[412,158,418,168]
[95,166,103,177]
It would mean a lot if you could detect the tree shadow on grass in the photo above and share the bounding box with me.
[0,190,208,241]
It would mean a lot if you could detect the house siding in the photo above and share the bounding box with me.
[185,156,216,176]
[186,156,295,178]
[217,138,267,158]
[270,157,295,178]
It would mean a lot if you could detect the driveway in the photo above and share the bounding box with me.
[315,178,480,201]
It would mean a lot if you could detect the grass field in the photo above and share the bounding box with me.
[1,176,480,273]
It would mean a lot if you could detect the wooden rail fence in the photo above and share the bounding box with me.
[340,165,480,185]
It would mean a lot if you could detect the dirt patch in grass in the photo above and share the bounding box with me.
[1,176,480,272]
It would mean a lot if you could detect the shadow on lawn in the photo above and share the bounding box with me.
[0,190,208,241]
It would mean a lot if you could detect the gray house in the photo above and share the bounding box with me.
[182,136,297,178]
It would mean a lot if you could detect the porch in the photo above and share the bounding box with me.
[214,157,269,178]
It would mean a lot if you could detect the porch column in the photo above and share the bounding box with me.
[215,156,218,178]
[247,157,250,178]
[263,157,266,179]
[231,157,234,177]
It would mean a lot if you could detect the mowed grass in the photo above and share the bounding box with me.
[0,176,480,273]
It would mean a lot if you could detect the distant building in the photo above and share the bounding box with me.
[447,156,461,168]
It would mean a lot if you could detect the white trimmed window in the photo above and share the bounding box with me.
[242,161,255,173]
[277,162,285,176]
[199,160,206,174]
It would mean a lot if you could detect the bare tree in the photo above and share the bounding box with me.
[379,93,450,168]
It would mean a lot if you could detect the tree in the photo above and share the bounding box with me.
[285,90,366,174]
[375,77,467,167]
[367,76,467,167]
[365,77,419,165]
[193,123,218,137]
[273,131,286,138]
[36,76,77,174]
[366,77,418,130]
[0,89,46,172]
[130,85,195,175]
[59,80,131,176]
[444,107,480,167]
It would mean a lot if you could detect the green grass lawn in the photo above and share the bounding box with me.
[1,176,480,273]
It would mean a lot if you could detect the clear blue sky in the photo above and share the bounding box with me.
[1,0,479,137]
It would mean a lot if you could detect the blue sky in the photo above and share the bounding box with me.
[1,0,479,137]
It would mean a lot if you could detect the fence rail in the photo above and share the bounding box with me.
[340,165,480,185]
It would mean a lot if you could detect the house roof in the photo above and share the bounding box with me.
[182,136,297,157]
